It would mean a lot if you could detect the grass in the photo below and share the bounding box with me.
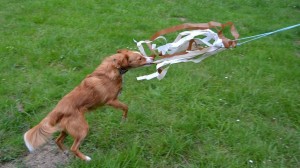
[0,0,300,167]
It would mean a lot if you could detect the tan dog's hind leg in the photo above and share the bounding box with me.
[70,137,90,161]
[107,99,129,120]
[55,131,68,151]
[66,115,91,161]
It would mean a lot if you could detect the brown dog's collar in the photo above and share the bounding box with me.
[119,68,128,75]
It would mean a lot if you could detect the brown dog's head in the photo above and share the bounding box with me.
[113,49,153,69]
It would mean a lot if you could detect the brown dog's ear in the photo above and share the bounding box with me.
[121,54,129,67]
[112,54,129,68]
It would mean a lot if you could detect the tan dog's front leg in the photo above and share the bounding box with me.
[106,99,128,120]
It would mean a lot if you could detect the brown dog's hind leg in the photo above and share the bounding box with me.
[55,131,68,151]
[66,115,91,161]
[106,99,128,120]
[70,136,90,161]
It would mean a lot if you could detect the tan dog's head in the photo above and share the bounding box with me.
[112,49,153,69]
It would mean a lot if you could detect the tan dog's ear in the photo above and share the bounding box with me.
[113,54,129,69]
[121,54,129,68]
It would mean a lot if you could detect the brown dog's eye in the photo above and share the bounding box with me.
[139,57,142,60]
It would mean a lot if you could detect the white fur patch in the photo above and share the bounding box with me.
[85,156,92,161]
[24,132,35,152]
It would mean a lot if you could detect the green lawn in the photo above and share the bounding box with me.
[1,0,299,167]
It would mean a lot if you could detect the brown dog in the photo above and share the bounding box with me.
[24,49,153,161]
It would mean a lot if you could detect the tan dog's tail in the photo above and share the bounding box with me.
[24,118,57,152]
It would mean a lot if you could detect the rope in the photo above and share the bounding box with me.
[237,23,300,46]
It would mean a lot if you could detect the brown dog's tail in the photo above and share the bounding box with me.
[23,117,57,152]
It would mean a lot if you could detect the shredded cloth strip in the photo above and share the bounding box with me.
[135,21,239,80]
[134,21,300,80]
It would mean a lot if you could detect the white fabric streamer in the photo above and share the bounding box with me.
[135,29,226,80]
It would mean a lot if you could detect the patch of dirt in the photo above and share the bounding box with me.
[0,141,71,168]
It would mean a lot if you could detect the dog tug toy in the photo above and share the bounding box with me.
[135,21,239,80]
[134,21,300,80]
